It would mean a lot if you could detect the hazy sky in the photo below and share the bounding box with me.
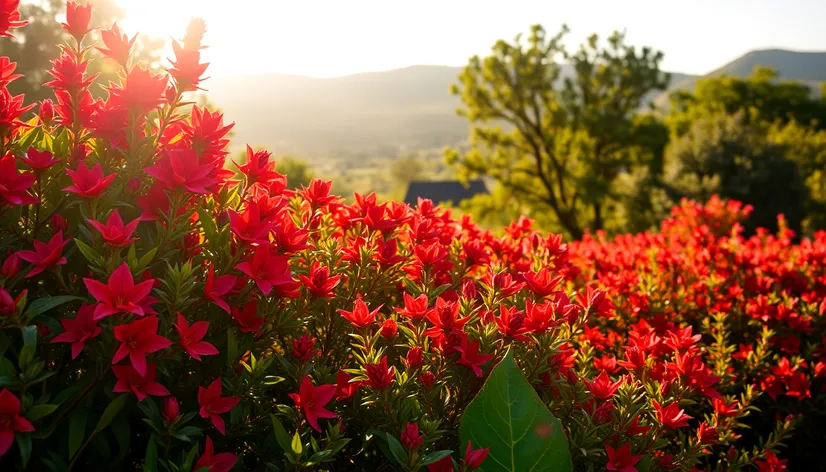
[118,0,826,78]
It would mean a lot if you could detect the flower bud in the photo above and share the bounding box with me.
[726,446,737,462]
[37,324,50,337]
[39,99,54,125]
[697,422,718,445]
[405,346,423,370]
[400,422,423,451]
[163,396,180,423]
[127,178,141,193]
[291,334,317,362]
[419,371,436,389]
[380,319,397,339]
[1,252,21,279]
[51,214,68,233]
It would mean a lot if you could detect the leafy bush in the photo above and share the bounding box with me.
[0,3,823,472]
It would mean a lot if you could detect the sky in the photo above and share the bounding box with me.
[118,0,826,78]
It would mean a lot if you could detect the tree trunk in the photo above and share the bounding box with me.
[592,203,603,232]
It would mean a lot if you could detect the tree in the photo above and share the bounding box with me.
[667,67,826,137]
[276,155,314,190]
[663,112,808,233]
[389,155,426,189]
[446,24,669,238]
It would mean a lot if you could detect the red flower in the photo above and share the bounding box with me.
[97,23,136,68]
[586,371,622,401]
[38,99,54,125]
[234,145,283,186]
[198,378,240,435]
[231,300,264,333]
[174,313,218,361]
[1,252,20,279]
[21,147,59,170]
[235,246,299,297]
[606,443,642,472]
[0,57,21,85]
[454,336,493,378]
[755,450,787,472]
[523,267,562,297]
[0,87,34,134]
[380,319,398,339]
[289,376,337,432]
[697,422,719,444]
[50,304,101,359]
[61,1,93,41]
[335,370,361,401]
[365,356,395,391]
[426,456,453,472]
[298,262,341,298]
[113,364,169,401]
[144,147,217,195]
[203,263,236,313]
[227,200,274,245]
[17,230,68,277]
[338,299,382,329]
[0,388,34,457]
[419,371,436,388]
[405,346,424,369]
[493,304,529,340]
[0,287,24,317]
[88,209,140,247]
[291,334,317,362]
[462,441,489,470]
[108,66,168,114]
[396,292,429,321]
[168,18,209,91]
[0,0,28,38]
[113,316,172,376]
[64,161,116,198]
[83,262,156,319]
[0,152,36,205]
[653,400,693,429]
[194,436,237,472]
[299,179,338,208]
[400,422,423,451]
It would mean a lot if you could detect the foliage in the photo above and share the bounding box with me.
[0,5,824,472]
[446,24,669,238]
[662,112,809,233]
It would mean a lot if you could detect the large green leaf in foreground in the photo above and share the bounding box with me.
[459,348,572,472]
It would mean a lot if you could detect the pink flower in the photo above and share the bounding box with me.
[194,436,236,472]
[50,304,101,359]
[0,152,36,205]
[289,376,336,432]
[112,316,172,376]
[173,313,218,361]
[198,378,240,435]
[83,262,156,319]
[0,388,34,457]
[88,209,140,247]
[112,364,170,401]
[64,162,117,198]
[16,231,68,277]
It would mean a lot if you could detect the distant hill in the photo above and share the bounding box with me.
[652,49,826,107]
[203,49,825,157]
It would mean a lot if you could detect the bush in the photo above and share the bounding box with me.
[0,4,823,472]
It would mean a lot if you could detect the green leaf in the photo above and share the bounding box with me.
[143,436,158,472]
[24,296,84,318]
[458,347,572,472]
[17,433,32,468]
[74,239,103,265]
[69,408,88,459]
[291,431,303,455]
[420,450,453,466]
[21,325,37,347]
[227,328,238,366]
[197,208,217,242]
[270,415,292,453]
[139,247,158,268]
[27,403,58,421]
[112,417,131,461]
[95,395,127,433]
[384,433,408,466]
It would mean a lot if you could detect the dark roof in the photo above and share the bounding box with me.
[403,179,488,206]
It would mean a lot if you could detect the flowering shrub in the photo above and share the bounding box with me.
[0,2,823,471]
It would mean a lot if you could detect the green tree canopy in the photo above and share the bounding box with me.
[663,112,808,233]
[446,24,669,238]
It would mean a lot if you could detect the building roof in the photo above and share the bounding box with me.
[403,179,489,207]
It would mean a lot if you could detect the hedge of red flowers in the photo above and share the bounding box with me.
[0,2,823,471]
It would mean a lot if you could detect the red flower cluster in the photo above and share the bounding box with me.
[0,3,820,471]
